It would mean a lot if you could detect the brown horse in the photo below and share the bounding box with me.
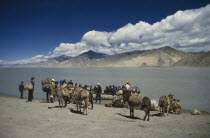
[123,90,151,121]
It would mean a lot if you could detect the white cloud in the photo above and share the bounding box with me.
[3,4,210,64]
[82,30,112,47]
[0,55,48,65]
[51,42,87,57]
[51,4,210,57]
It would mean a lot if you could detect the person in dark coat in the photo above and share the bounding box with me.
[112,85,117,96]
[19,81,25,99]
[95,83,102,104]
[28,77,35,102]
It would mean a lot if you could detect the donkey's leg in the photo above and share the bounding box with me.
[147,109,150,121]
[132,107,134,118]
[79,100,82,112]
[76,100,79,112]
[143,108,147,121]
[162,106,165,117]
[166,104,170,116]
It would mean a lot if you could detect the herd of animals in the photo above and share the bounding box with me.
[45,80,182,121]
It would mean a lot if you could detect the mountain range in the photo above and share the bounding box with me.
[2,46,209,67]
[31,46,210,67]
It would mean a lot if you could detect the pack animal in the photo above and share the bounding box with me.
[158,94,174,116]
[123,90,151,121]
[56,88,64,108]
[73,87,90,115]
[83,85,93,110]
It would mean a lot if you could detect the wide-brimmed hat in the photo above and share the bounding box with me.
[52,79,55,82]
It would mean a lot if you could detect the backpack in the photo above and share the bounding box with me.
[61,84,69,96]
[42,78,52,92]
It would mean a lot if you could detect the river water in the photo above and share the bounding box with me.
[0,67,210,112]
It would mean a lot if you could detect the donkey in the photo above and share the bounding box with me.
[83,85,94,110]
[73,87,90,115]
[123,90,151,121]
[158,94,174,116]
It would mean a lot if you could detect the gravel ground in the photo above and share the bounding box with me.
[0,96,210,138]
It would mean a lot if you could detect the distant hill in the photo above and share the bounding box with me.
[78,50,108,59]
[11,47,210,67]
[175,51,210,67]
[52,55,72,62]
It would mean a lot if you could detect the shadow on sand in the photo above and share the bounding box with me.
[39,100,51,103]
[69,108,83,114]
[48,106,66,109]
[116,113,142,120]
[151,113,161,117]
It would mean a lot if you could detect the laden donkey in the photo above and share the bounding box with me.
[83,85,94,110]
[158,94,174,116]
[123,90,151,121]
[73,87,90,115]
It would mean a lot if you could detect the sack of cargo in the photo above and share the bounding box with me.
[62,88,69,97]
[128,93,144,105]
[25,82,33,91]
[67,84,73,90]
[42,84,52,92]
[61,84,67,89]
[42,78,53,92]
[41,78,52,85]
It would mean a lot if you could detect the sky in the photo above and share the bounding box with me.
[0,0,210,64]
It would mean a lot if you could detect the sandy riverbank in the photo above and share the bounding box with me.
[0,95,210,138]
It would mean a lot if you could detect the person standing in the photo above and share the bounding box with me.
[95,83,102,104]
[28,77,35,102]
[112,85,117,96]
[19,81,25,99]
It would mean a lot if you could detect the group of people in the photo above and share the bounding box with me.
[18,77,103,104]
[19,77,134,106]
[104,81,132,95]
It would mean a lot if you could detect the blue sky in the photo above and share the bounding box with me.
[0,0,210,64]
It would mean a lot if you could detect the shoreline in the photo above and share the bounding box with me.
[1,66,210,69]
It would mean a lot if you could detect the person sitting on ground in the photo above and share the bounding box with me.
[19,81,25,99]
